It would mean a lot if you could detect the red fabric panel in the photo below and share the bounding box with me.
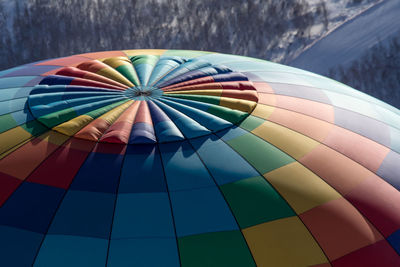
[56,67,128,89]
[0,172,22,206]
[26,139,95,189]
[300,197,383,261]
[331,240,400,267]
[345,174,400,237]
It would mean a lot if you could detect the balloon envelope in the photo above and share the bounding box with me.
[0,49,400,266]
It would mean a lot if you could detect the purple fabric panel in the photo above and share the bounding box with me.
[3,65,60,77]
[147,100,171,124]
[129,122,156,144]
[377,150,400,190]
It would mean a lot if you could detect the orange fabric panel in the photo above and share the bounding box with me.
[56,67,129,89]
[268,107,334,142]
[258,93,277,106]
[100,101,140,143]
[0,132,69,180]
[78,50,126,59]
[134,101,153,124]
[36,55,92,66]
[323,126,390,173]
[221,90,258,102]
[300,144,375,195]
[77,60,109,73]
[259,93,335,123]
[252,82,274,93]
[75,119,111,141]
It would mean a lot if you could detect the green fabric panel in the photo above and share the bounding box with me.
[239,116,265,131]
[38,108,77,128]
[130,55,159,66]
[85,99,129,118]
[227,133,294,174]
[164,50,212,58]
[167,94,220,106]
[207,105,248,125]
[221,176,295,228]
[0,114,17,133]
[178,231,255,267]
[116,65,140,86]
[20,120,49,136]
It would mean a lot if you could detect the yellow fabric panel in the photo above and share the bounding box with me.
[264,162,342,214]
[37,130,70,145]
[252,120,319,160]
[53,115,94,136]
[96,67,134,87]
[0,127,33,156]
[243,216,328,267]
[98,100,133,124]
[251,104,275,119]
[220,97,257,113]
[0,138,32,160]
[165,90,223,97]
[123,49,166,57]
[102,56,132,68]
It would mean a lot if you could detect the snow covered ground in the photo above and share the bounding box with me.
[289,0,400,75]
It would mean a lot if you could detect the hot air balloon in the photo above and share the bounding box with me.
[0,49,399,267]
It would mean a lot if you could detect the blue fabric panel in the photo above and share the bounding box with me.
[0,225,43,267]
[111,192,175,239]
[31,84,119,95]
[190,135,259,185]
[170,186,238,237]
[162,96,211,112]
[134,64,154,86]
[387,229,400,254]
[0,182,64,233]
[155,59,211,86]
[72,97,127,116]
[70,152,124,194]
[33,235,108,267]
[48,191,114,238]
[159,98,231,131]
[29,91,121,107]
[147,57,184,85]
[0,87,34,102]
[154,121,185,142]
[0,76,38,89]
[10,109,35,128]
[213,72,249,82]
[153,99,210,138]
[39,75,74,86]
[0,97,27,115]
[148,100,184,142]
[0,65,26,77]
[159,141,215,191]
[32,95,123,116]
[108,238,180,267]
[377,150,400,190]
[119,144,166,193]
[129,122,157,144]
[159,65,232,88]
[158,69,207,88]
[216,126,248,141]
